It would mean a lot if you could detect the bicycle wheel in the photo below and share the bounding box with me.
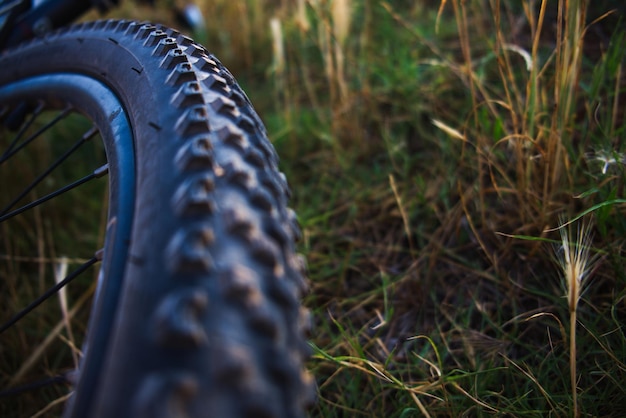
[0,19,314,417]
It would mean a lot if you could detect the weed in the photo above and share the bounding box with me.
[554,218,597,417]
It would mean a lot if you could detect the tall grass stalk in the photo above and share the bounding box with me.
[556,219,595,418]
[544,0,587,211]
[331,0,351,104]
[439,0,592,239]
[525,0,547,146]
[54,256,79,367]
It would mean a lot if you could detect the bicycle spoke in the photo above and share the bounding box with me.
[0,255,99,334]
[0,164,108,223]
[0,126,98,216]
[0,101,44,160]
[0,105,72,164]
[0,372,74,397]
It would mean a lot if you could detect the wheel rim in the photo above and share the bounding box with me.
[0,73,135,416]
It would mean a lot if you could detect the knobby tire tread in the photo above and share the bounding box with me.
[0,19,314,418]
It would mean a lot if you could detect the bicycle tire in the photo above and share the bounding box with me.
[0,19,314,417]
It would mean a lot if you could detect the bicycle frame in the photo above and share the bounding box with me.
[0,0,114,51]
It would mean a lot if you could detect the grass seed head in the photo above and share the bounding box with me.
[585,150,626,174]
[555,219,595,312]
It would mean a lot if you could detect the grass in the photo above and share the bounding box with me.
[555,219,595,418]
[210,0,626,416]
[3,0,626,416]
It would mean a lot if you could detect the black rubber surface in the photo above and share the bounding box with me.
[0,20,314,417]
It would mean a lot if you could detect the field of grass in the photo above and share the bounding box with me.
[3,0,626,416]
[170,0,625,416]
